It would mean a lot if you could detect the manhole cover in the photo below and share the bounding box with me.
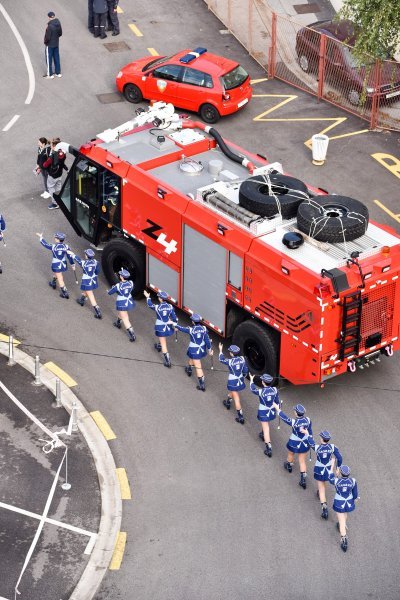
[103,41,131,52]
[97,93,124,104]
[293,3,321,13]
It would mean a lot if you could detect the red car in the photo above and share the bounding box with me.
[116,47,252,123]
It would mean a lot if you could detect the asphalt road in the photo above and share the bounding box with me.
[1,1,400,599]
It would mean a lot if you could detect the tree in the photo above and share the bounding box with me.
[339,0,400,59]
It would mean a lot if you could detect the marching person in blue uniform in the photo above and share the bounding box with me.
[328,465,359,552]
[68,248,102,319]
[250,372,279,457]
[36,231,75,298]
[143,289,177,368]
[107,268,136,341]
[300,428,342,519]
[219,343,248,425]
[174,314,212,391]
[273,402,312,488]
[0,213,5,274]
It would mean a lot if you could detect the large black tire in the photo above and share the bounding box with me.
[297,195,369,243]
[123,83,143,104]
[199,103,220,124]
[102,238,145,298]
[239,174,309,219]
[232,319,280,383]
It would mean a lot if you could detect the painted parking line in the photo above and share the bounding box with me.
[44,361,77,387]
[250,78,268,84]
[374,200,400,224]
[128,24,143,37]
[147,48,159,56]
[109,531,127,570]
[2,114,20,132]
[116,5,123,13]
[90,410,116,441]
[0,333,21,345]
[116,467,132,500]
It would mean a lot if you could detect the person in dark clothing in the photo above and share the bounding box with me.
[43,138,68,209]
[93,0,108,39]
[88,0,94,34]
[35,137,51,199]
[106,0,119,35]
[44,12,62,78]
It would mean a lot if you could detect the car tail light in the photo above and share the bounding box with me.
[222,92,230,101]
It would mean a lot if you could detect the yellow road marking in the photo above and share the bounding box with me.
[116,6,123,13]
[250,78,269,84]
[90,411,116,441]
[147,48,159,56]
[109,531,127,570]
[44,361,77,387]
[128,24,143,37]
[116,468,132,500]
[0,333,21,345]
[252,94,298,120]
[372,153,400,179]
[374,200,400,224]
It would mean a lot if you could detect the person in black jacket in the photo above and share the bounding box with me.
[44,12,62,78]
[106,0,119,36]
[93,0,108,39]
[35,137,51,199]
[43,138,68,210]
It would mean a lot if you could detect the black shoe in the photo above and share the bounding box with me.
[49,278,56,290]
[264,443,272,457]
[112,30,120,36]
[0,265,2,274]
[340,536,348,552]
[154,342,162,352]
[127,328,136,342]
[259,431,264,441]
[76,296,85,306]
[222,398,231,410]
[235,415,245,425]
[184,365,193,377]
[196,377,206,391]
[94,306,102,319]
[113,319,122,329]
[284,461,293,473]
[299,474,307,489]
[60,288,69,299]
[163,353,171,368]
[100,34,107,39]
[321,505,329,520]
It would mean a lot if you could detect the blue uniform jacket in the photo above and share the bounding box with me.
[279,410,312,453]
[108,280,135,311]
[147,299,177,337]
[0,214,5,239]
[328,474,358,513]
[307,435,342,481]
[176,323,211,359]
[250,382,279,422]
[73,255,100,291]
[40,238,74,273]
[219,353,248,391]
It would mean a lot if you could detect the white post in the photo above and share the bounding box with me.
[52,378,62,408]
[71,401,78,432]
[32,355,42,386]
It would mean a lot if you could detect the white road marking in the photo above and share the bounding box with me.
[2,114,20,131]
[0,2,35,104]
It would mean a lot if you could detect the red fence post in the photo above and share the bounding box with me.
[370,60,382,130]
[268,12,277,79]
[317,34,327,100]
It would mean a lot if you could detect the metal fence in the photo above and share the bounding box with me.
[205,0,400,131]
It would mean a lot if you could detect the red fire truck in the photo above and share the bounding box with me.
[56,103,400,384]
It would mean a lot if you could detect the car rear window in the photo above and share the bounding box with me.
[221,65,249,90]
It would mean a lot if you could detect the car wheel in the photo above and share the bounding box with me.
[297,195,369,243]
[238,173,310,219]
[102,238,146,298]
[232,319,280,383]
[299,54,310,72]
[199,103,220,124]
[348,89,360,106]
[123,83,143,104]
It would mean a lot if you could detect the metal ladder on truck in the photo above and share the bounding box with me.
[338,291,362,361]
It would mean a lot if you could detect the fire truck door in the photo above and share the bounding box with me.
[183,226,227,333]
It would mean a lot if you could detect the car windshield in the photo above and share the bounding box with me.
[142,55,173,72]
[221,65,249,90]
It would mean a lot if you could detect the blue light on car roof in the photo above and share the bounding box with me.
[179,47,207,64]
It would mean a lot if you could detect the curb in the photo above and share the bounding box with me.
[0,341,122,600]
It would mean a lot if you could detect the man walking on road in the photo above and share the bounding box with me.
[44,11,62,78]
[42,138,68,209]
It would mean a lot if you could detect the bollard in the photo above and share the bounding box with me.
[7,335,16,366]
[71,401,79,432]
[32,355,43,386]
[52,378,62,408]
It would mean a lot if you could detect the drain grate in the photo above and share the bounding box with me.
[293,3,321,13]
[97,93,124,104]
[103,41,131,52]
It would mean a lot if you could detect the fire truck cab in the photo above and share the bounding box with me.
[56,103,400,385]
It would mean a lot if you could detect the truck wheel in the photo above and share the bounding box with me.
[232,319,279,383]
[199,103,220,124]
[124,83,143,104]
[297,195,369,243]
[239,174,309,219]
[102,238,145,298]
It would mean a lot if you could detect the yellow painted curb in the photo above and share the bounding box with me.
[0,334,21,345]
[90,411,116,441]
[43,361,77,387]
[128,23,143,37]
[116,468,132,500]
[109,531,127,570]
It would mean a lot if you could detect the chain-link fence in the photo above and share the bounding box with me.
[204,0,400,131]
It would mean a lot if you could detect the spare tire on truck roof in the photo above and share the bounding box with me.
[296,195,369,243]
[238,173,309,219]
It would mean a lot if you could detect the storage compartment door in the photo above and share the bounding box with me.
[148,254,179,303]
[183,226,227,333]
